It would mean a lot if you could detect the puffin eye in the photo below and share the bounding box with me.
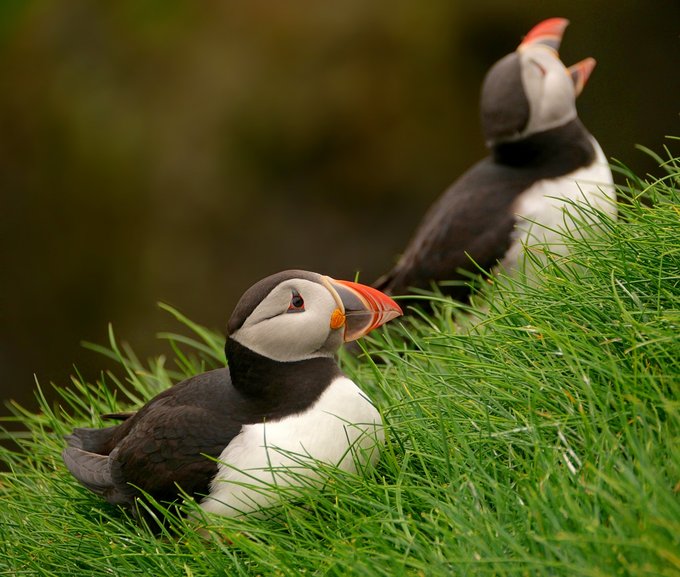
[287,289,305,313]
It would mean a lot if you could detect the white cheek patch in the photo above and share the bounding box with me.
[520,47,577,136]
[240,285,291,329]
[233,280,338,362]
[236,311,331,361]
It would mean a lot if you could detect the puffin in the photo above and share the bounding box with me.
[62,270,402,519]
[375,18,615,302]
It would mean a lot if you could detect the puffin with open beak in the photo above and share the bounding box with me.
[62,270,402,518]
[375,18,615,303]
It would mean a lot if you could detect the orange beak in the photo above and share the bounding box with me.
[519,17,569,52]
[520,18,596,97]
[568,57,596,97]
[324,278,403,342]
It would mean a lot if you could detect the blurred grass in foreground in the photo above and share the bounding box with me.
[1,146,678,576]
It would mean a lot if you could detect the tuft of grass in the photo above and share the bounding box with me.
[1,148,679,576]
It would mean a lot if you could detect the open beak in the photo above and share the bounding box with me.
[323,278,403,342]
[520,18,595,97]
[519,17,569,52]
[568,57,596,97]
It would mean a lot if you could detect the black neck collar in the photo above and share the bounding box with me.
[491,118,595,170]
[225,337,342,419]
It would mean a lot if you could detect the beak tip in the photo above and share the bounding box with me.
[520,17,570,51]
[568,57,597,96]
[330,278,403,341]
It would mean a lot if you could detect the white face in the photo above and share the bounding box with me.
[230,278,344,362]
[518,44,577,137]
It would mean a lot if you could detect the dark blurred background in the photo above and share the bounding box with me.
[1,1,679,419]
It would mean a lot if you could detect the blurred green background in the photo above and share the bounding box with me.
[1,1,678,418]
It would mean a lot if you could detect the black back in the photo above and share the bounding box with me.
[375,119,596,301]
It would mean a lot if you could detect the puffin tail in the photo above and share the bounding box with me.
[64,425,119,453]
[62,423,136,505]
[62,443,132,506]
[62,446,114,496]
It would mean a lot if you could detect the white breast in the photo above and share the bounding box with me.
[200,376,383,517]
[500,137,616,273]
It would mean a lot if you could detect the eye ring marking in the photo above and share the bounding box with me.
[287,289,305,313]
[530,59,547,76]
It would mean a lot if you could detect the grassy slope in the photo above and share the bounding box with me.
[1,153,679,576]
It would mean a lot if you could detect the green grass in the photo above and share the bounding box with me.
[1,148,679,576]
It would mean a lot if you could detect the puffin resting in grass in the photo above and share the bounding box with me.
[375,18,616,303]
[63,270,402,520]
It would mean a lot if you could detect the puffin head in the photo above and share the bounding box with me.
[227,270,403,362]
[480,18,597,146]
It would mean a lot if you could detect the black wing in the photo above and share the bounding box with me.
[376,121,598,302]
[376,158,527,300]
[63,368,243,506]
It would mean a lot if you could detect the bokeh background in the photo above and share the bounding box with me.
[1,1,679,420]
